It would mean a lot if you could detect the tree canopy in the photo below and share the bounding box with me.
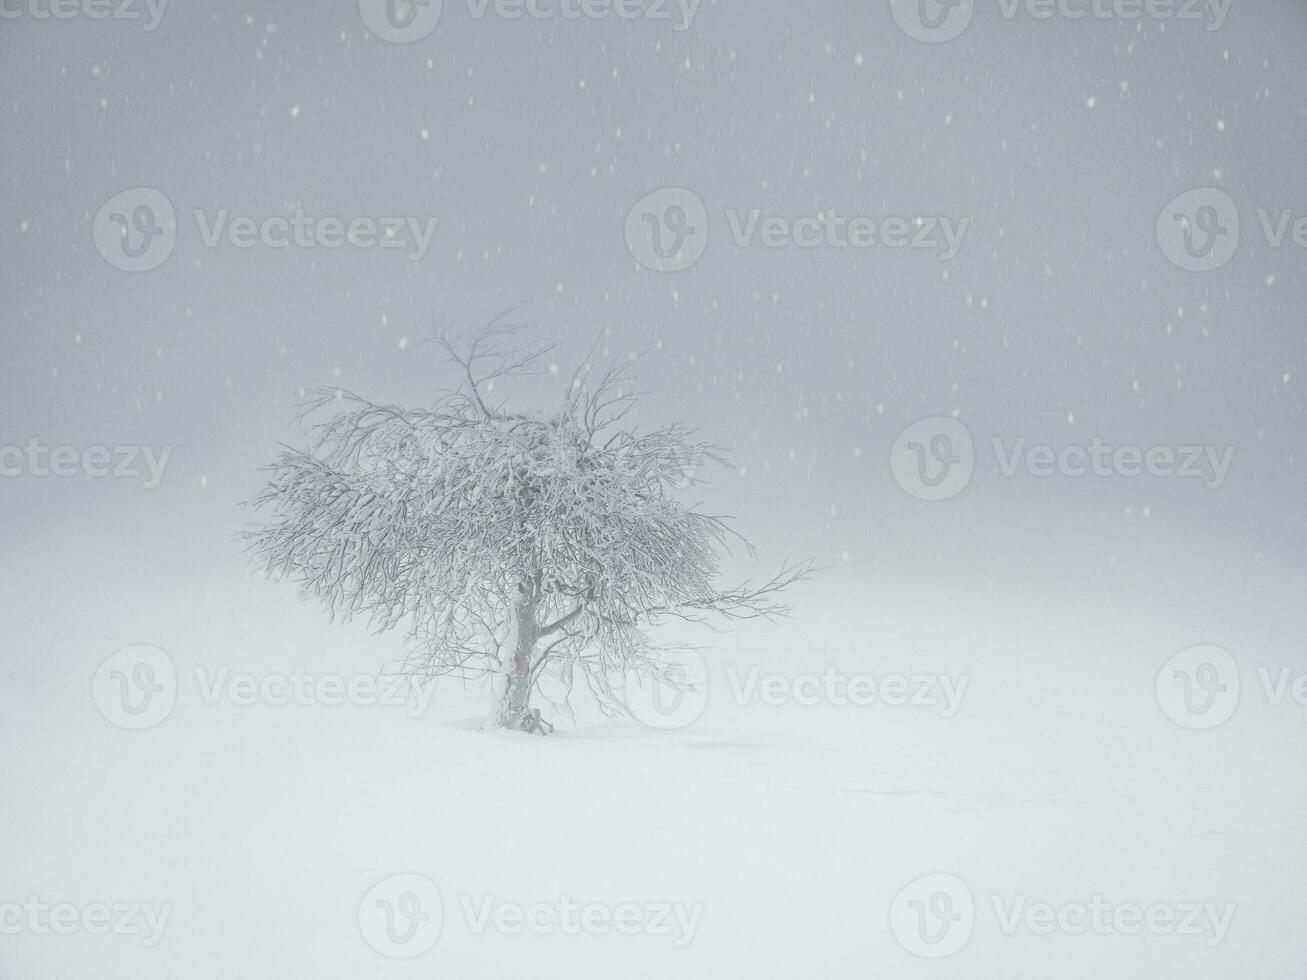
[247,321,808,728]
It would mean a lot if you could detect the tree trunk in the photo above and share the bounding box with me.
[491,584,538,729]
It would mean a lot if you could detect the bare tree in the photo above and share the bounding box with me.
[246,319,809,732]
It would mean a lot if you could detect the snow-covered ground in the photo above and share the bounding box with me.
[5,571,1305,979]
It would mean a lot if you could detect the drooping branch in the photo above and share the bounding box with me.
[538,595,591,639]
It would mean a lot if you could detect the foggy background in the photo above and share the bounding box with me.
[2,0,1306,977]
[4,0,1306,702]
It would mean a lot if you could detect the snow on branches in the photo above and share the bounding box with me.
[246,321,809,731]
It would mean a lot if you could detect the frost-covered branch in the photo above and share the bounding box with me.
[246,321,810,731]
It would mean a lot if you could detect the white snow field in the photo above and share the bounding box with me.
[3,561,1306,980]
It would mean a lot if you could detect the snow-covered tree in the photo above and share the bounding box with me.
[246,322,808,732]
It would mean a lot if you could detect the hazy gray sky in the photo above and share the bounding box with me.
[2,0,1305,605]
